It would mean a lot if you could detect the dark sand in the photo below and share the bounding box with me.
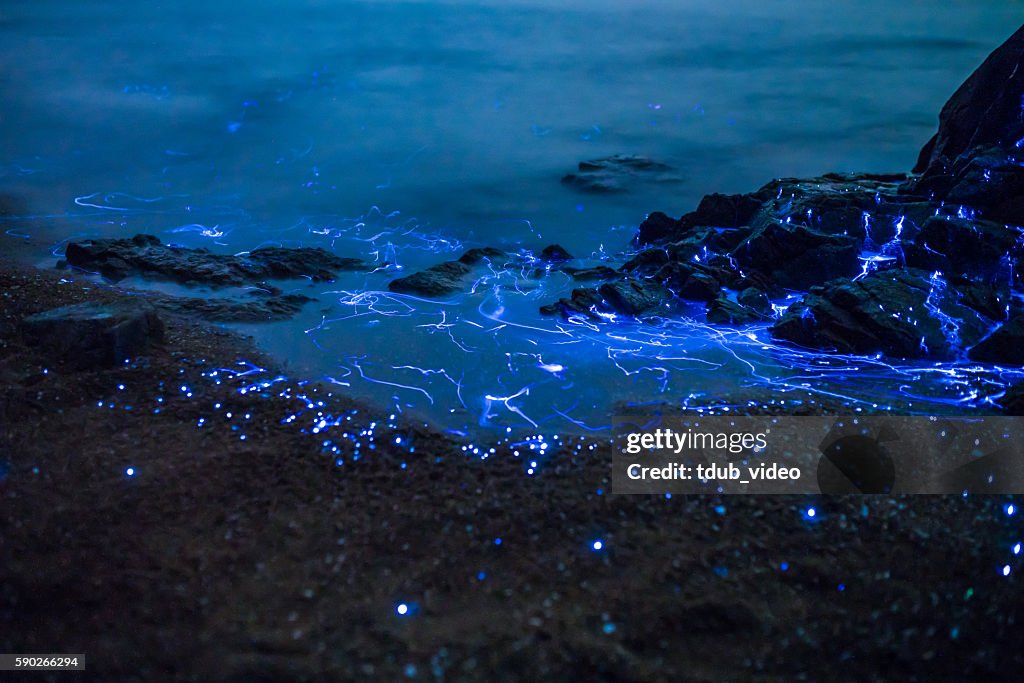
[1,259,1022,681]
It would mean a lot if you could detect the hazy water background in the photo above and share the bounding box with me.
[2,1,1023,432]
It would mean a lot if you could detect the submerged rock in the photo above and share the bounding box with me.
[562,154,681,194]
[770,269,994,360]
[539,244,573,262]
[63,234,366,286]
[706,295,770,325]
[539,279,673,318]
[22,301,164,369]
[154,292,316,323]
[388,248,506,297]
[561,265,618,281]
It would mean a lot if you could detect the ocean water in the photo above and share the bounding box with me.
[2,1,1022,432]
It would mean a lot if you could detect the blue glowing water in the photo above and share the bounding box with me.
[2,1,1022,433]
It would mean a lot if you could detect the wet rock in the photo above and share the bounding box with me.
[540,279,672,319]
[903,215,1023,284]
[909,26,1024,223]
[539,244,573,262]
[388,261,472,297]
[621,248,670,273]
[561,265,618,281]
[637,193,762,245]
[737,287,771,314]
[539,287,604,318]
[770,268,993,360]
[562,154,681,194]
[457,247,505,265]
[654,262,722,301]
[154,293,316,323]
[914,25,1024,176]
[22,301,164,369]
[390,248,505,297]
[967,313,1024,365]
[597,279,673,316]
[63,234,366,286]
[734,222,860,290]
[706,295,770,325]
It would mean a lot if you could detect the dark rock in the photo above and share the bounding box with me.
[561,266,618,281]
[562,154,681,195]
[22,301,164,369]
[903,215,1022,284]
[621,248,670,273]
[637,212,681,244]
[154,293,316,323]
[540,279,673,319]
[770,268,993,360]
[63,235,365,286]
[636,194,761,245]
[388,261,472,297]
[539,287,604,318]
[908,26,1024,224]
[706,295,770,325]
[967,314,1024,365]
[733,222,860,290]
[597,280,673,316]
[390,248,506,296]
[654,263,721,302]
[539,244,573,262]
[457,247,505,265]
[914,25,1024,175]
[737,287,771,314]
[689,193,764,229]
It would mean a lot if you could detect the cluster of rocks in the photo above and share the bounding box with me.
[561,154,682,194]
[385,27,1024,410]
[55,234,370,323]
[536,28,1024,372]
[62,234,366,286]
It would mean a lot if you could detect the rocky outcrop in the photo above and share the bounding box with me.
[539,279,673,319]
[22,301,164,369]
[562,154,681,194]
[770,269,996,360]
[909,26,1024,224]
[388,248,505,297]
[63,234,366,286]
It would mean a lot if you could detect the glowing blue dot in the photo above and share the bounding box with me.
[494,538,502,546]
[592,540,603,551]
[1007,504,1016,516]
[404,664,417,678]
[1014,543,1021,555]
[126,467,135,477]
[477,571,486,581]
[602,622,616,634]
[1002,565,1011,577]
[396,603,409,615]
[837,583,845,592]
[779,562,789,571]
[806,507,817,518]
[714,505,726,515]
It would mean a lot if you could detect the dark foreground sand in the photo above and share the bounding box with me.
[1,259,1022,681]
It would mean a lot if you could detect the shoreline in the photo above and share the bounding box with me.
[2,258,1023,680]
